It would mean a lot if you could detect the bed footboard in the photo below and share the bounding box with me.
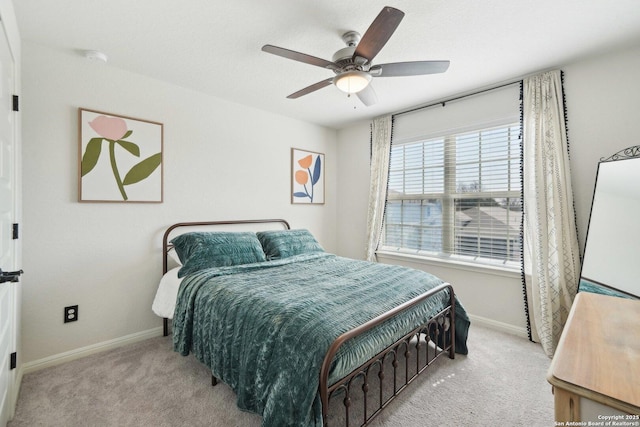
[319,283,456,426]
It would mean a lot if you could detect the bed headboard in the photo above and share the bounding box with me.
[162,219,291,274]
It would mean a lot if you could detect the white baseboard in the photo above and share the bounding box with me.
[22,327,164,375]
[20,318,527,375]
[468,314,529,339]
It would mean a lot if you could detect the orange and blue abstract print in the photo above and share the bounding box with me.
[291,148,324,204]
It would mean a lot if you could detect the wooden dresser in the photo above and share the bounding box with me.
[547,292,640,423]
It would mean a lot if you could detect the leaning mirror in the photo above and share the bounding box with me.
[579,145,640,299]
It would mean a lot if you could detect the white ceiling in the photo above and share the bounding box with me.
[14,0,640,129]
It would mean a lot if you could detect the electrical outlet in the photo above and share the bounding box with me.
[64,305,78,323]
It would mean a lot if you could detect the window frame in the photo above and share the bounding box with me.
[379,121,522,271]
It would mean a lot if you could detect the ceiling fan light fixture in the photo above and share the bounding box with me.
[334,70,372,94]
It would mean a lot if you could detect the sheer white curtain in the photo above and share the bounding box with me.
[365,115,393,261]
[522,70,581,357]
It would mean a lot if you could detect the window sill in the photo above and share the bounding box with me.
[375,250,522,279]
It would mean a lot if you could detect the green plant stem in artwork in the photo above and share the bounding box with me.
[108,140,128,201]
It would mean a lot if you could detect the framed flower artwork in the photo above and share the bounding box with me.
[291,148,324,204]
[78,108,163,202]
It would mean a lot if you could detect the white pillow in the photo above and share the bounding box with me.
[167,247,182,265]
[151,267,181,319]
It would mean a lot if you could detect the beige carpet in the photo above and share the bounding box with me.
[9,323,553,426]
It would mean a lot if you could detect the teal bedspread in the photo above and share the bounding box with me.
[173,252,469,427]
[578,278,638,300]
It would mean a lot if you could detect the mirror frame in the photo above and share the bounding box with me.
[579,145,640,299]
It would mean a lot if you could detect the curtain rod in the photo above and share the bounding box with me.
[393,80,521,118]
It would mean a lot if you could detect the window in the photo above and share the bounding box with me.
[381,121,522,268]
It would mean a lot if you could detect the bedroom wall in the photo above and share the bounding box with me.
[21,41,337,364]
[562,44,640,252]
[335,43,640,335]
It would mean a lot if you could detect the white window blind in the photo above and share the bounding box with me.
[381,84,522,267]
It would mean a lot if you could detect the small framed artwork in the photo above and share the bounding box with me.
[78,108,163,202]
[291,148,324,204]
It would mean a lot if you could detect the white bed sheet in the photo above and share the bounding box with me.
[151,267,181,319]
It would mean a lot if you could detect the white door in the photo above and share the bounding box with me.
[0,17,18,427]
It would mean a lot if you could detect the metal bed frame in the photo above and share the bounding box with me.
[160,219,456,427]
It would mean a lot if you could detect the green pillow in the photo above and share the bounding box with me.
[171,232,266,277]
[256,229,324,260]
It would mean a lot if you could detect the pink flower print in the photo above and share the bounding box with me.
[88,115,128,141]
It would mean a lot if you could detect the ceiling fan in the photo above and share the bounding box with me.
[261,6,450,106]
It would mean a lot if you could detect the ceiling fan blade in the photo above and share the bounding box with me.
[370,60,450,77]
[356,84,378,106]
[287,78,334,99]
[353,7,405,64]
[262,45,339,71]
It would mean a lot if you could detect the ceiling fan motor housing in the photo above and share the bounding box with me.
[332,31,370,72]
[332,46,356,66]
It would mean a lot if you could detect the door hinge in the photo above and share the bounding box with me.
[12,223,18,239]
[10,352,16,370]
[12,95,18,112]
